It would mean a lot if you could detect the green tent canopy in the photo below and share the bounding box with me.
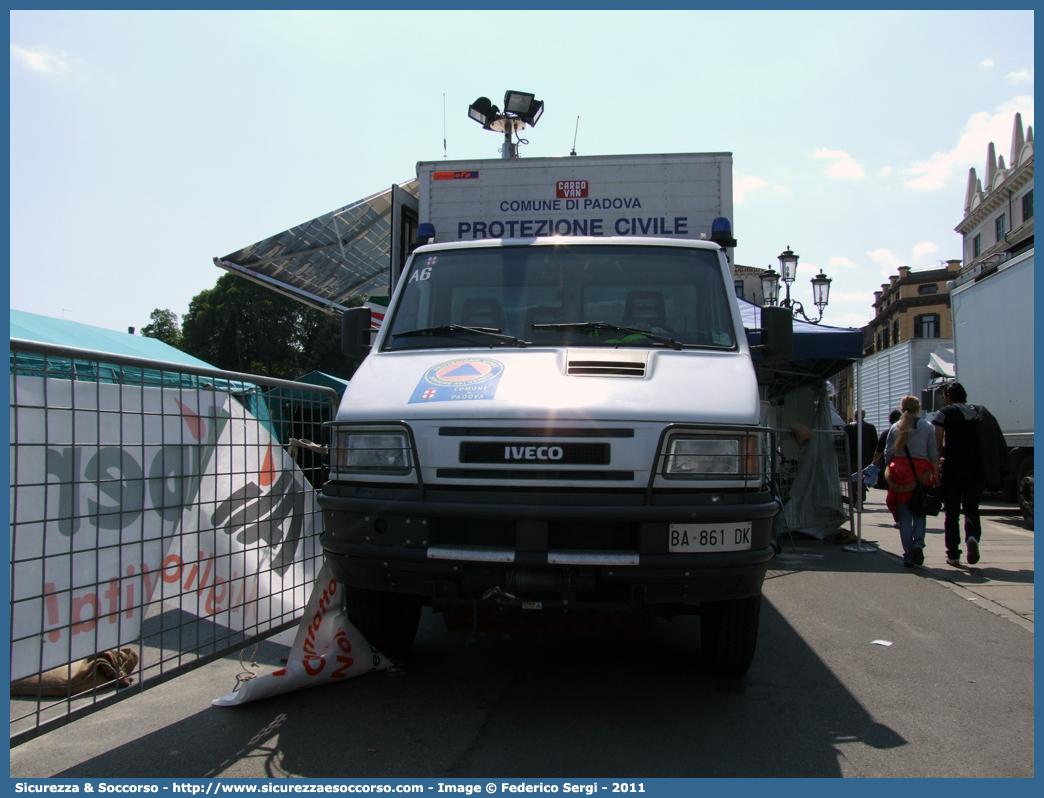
[9,308,281,431]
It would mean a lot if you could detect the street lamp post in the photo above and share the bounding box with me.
[759,269,780,307]
[758,246,832,323]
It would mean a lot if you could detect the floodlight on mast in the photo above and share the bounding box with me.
[468,90,545,158]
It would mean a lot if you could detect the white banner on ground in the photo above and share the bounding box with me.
[213,561,390,706]
[9,375,321,681]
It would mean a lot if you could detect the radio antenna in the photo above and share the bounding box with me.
[570,116,580,156]
[443,93,447,159]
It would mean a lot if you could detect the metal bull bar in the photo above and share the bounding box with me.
[8,339,339,745]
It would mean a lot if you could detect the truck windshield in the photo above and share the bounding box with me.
[383,244,737,351]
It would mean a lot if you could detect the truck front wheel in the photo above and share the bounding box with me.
[343,586,422,660]
[700,594,762,677]
[1018,457,1033,530]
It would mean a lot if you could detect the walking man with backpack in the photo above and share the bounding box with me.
[932,382,985,566]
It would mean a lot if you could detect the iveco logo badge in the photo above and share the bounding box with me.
[458,441,610,465]
[504,446,564,461]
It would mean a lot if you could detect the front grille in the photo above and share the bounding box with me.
[428,518,516,548]
[440,427,633,438]
[460,441,611,465]
[426,519,640,552]
[422,486,647,507]
[436,468,634,481]
[549,521,638,551]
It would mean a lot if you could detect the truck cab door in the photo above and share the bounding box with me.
[390,184,419,294]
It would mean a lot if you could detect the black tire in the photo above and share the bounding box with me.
[1002,477,1019,504]
[343,586,422,660]
[700,594,762,677]
[1017,457,1033,530]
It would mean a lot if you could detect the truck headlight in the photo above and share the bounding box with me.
[664,434,762,479]
[333,429,412,474]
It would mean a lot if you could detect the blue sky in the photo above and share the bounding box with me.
[9,9,1035,332]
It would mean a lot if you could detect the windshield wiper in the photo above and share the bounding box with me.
[533,321,683,351]
[391,325,528,348]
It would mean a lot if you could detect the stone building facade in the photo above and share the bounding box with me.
[866,260,961,356]
[731,263,770,306]
[833,112,1033,423]
[956,112,1034,270]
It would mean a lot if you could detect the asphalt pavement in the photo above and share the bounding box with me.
[10,496,1035,778]
[846,491,1033,630]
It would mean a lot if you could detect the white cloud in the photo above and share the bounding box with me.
[900,96,1034,191]
[980,59,994,68]
[877,166,893,178]
[825,160,867,180]
[733,174,789,203]
[829,311,875,330]
[812,148,849,160]
[868,248,901,267]
[829,256,859,270]
[911,242,939,262]
[811,148,866,179]
[868,248,903,276]
[1006,69,1033,85]
[837,290,874,304]
[865,244,942,277]
[10,44,72,75]
[734,175,767,204]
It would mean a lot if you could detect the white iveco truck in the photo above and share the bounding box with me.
[318,153,791,676]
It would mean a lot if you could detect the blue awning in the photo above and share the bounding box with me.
[740,300,864,361]
[738,299,863,398]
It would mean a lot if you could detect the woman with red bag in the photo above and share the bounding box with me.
[884,395,941,567]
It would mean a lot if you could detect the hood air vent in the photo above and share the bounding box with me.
[566,349,648,378]
[568,361,646,377]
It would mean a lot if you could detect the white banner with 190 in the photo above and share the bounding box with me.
[9,375,321,681]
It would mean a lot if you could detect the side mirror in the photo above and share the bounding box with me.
[341,307,372,358]
[757,306,794,361]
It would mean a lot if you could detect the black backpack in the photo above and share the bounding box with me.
[974,405,1010,489]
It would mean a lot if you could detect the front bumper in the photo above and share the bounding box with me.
[318,484,779,611]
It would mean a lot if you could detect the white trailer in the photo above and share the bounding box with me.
[950,248,1034,526]
[858,337,954,430]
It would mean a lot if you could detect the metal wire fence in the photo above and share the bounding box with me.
[775,428,853,538]
[9,339,339,745]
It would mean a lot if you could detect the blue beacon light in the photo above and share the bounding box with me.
[416,222,436,245]
[710,217,738,248]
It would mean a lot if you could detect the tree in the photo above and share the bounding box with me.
[180,273,362,380]
[141,308,183,348]
[297,298,365,380]
[182,274,301,377]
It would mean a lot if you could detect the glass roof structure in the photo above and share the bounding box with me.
[214,179,418,314]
